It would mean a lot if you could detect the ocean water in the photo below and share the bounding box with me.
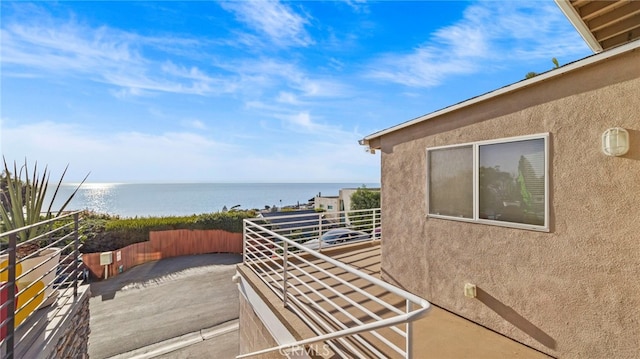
[45,183,379,218]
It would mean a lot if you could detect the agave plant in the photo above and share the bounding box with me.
[0,157,89,244]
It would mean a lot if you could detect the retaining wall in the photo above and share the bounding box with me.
[83,229,242,279]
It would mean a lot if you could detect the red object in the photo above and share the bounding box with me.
[0,282,18,341]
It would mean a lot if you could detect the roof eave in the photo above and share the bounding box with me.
[359,39,640,150]
[554,0,603,53]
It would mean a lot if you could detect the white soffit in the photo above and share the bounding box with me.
[555,0,603,52]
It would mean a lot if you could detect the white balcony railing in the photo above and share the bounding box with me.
[240,208,430,359]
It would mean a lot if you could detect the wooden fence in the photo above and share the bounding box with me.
[82,229,242,280]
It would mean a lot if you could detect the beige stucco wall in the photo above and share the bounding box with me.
[314,196,340,211]
[378,47,640,358]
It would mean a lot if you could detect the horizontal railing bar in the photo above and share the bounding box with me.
[285,253,405,320]
[283,261,406,357]
[237,305,425,358]
[283,283,387,359]
[276,291,354,359]
[16,240,74,284]
[284,245,405,316]
[245,223,397,296]
[9,228,74,265]
[241,208,425,359]
[0,211,82,241]
[283,256,408,342]
[0,212,85,359]
[258,208,376,222]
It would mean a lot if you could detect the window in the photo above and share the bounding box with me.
[328,205,333,210]
[427,134,548,231]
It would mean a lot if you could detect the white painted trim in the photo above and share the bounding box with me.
[554,0,603,53]
[360,40,640,148]
[426,133,550,232]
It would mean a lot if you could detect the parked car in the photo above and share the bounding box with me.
[302,228,370,250]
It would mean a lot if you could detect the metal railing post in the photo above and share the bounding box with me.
[373,209,378,241]
[318,213,323,250]
[282,241,288,307]
[6,232,17,359]
[371,209,378,230]
[242,220,248,263]
[73,212,79,299]
[406,299,413,359]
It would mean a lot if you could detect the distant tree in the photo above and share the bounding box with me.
[525,72,538,79]
[349,186,380,232]
[526,58,561,79]
[479,165,518,217]
[350,186,380,210]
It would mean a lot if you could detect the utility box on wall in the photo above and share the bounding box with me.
[100,252,113,279]
[99,252,113,266]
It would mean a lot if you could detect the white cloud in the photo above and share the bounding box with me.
[342,0,369,14]
[0,120,377,183]
[276,92,302,105]
[215,57,352,99]
[182,119,207,130]
[0,121,236,182]
[219,0,313,48]
[0,14,235,97]
[367,2,589,88]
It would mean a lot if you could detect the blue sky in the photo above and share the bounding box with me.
[1,1,591,183]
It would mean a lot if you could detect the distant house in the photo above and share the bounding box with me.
[357,1,640,357]
[314,188,380,223]
[313,194,339,212]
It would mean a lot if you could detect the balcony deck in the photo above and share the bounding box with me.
[240,242,551,358]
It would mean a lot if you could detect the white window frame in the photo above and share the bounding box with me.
[426,133,549,232]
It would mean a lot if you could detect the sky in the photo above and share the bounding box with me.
[0,1,592,183]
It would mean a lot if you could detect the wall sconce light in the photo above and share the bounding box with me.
[602,127,629,156]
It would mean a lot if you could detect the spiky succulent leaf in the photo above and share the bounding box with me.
[0,157,89,242]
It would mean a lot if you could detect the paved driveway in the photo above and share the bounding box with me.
[88,254,241,359]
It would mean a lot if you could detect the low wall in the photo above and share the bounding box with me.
[48,290,90,359]
[83,229,242,279]
[11,286,91,358]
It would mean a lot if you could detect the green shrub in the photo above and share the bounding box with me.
[81,210,257,253]
[194,211,255,232]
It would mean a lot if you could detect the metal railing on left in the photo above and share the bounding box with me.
[0,211,85,359]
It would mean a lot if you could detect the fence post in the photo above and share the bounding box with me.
[73,213,79,299]
[282,241,288,307]
[6,232,17,359]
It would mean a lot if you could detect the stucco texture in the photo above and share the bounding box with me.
[378,47,640,358]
